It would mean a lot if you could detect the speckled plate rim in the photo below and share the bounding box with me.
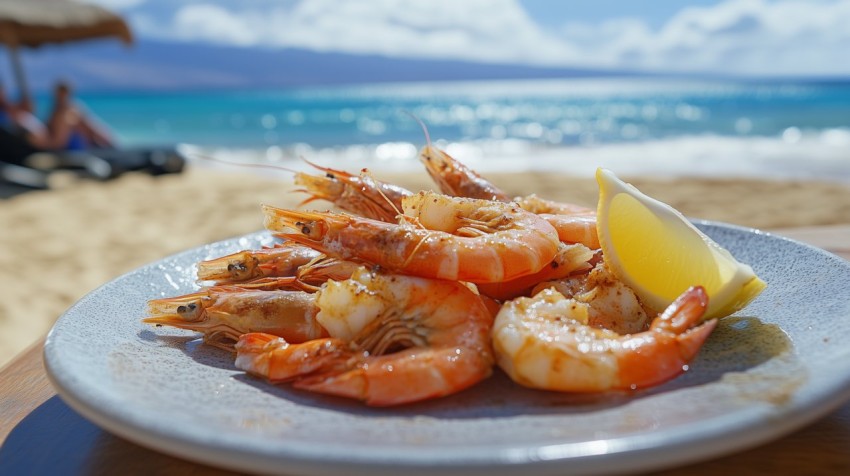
[43,221,850,476]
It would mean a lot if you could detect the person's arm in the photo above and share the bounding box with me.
[46,107,73,150]
[14,110,50,149]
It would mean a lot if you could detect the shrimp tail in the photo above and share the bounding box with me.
[675,319,717,365]
[619,286,717,390]
[294,347,492,406]
[656,285,718,364]
[235,333,352,383]
[653,285,710,334]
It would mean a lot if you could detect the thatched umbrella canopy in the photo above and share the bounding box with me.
[0,0,133,103]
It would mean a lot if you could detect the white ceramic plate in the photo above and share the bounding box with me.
[44,222,850,476]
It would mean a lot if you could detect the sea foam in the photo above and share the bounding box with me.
[183,129,850,183]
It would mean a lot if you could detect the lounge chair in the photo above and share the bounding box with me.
[0,127,186,190]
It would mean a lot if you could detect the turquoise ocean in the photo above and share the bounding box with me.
[38,78,850,180]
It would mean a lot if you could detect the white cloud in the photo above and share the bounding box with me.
[131,0,850,77]
[140,0,580,65]
[88,0,147,10]
[171,5,257,46]
[561,0,850,76]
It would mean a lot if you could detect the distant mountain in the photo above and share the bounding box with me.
[1,39,630,93]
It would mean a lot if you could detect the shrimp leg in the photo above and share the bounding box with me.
[294,160,412,222]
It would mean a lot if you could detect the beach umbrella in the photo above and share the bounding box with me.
[0,0,133,103]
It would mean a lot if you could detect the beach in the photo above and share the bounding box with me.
[1,163,850,367]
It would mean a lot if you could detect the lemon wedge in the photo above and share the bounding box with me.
[595,168,766,319]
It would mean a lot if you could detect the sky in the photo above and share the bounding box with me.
[91,0,850,77]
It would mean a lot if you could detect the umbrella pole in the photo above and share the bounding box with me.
[6,43,31,109]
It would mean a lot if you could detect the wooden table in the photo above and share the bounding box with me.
[2,225,849,475]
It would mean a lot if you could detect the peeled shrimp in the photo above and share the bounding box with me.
[262,191,560,283]
[492,285,716,392]
[539,214,600,249]
[512,194,595,216]
[476,242,595,301]
[294,161,412,222]
[532,261,651,335]
[235,268,495,406]
[144,288,327,351]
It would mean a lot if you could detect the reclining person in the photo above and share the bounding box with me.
[2,80,183,185]
[46,80,115,150]
[0,82,50,151]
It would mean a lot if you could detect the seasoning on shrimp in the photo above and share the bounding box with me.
[492,285,717,392]
[476,242,595,301]
[235,268,495,406]
[532,261,652,335]
[262,191,560,283]
[419,146,600,248]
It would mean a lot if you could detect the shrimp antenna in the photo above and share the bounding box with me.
[402,110,432,148]
[191,152,299,175]
[401,232,431,267]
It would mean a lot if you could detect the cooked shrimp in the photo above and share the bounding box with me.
[208,277,319,292]
[197,242,322,283]
[235,334,353,382]
[419,145,511,201]
[419,146,599,247]
[492,285,716,392]
[532,261,650,335]
[235,268,495,406]
[144,288,327,351]
[513,194,594,216]
[539,214,600,249]
[262,191,560,283]
[419,145,594,212]
[295,256,361,287]
[476,242,595,301]
[294,161,412,222]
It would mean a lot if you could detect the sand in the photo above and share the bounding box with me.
[2,166,850,367]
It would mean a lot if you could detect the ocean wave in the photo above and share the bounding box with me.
[181,129,850,183]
